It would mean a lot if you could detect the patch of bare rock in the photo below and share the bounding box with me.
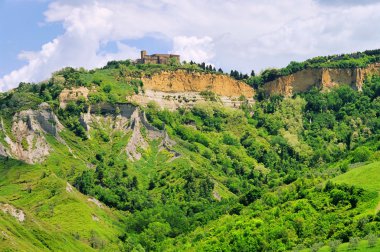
[0,203,25,222]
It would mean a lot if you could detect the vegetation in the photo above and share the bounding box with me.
[246,48,380,88]
[0,57,380,251]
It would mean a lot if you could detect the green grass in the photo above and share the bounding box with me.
[81,69,136,102]
[0,149,124,251]
[332,161,380,215]
[300,238,380,252]
[332,162,380,192]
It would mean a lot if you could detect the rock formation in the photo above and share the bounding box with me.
[0,203,25,222]
[73,102,178,161]
[263,63,380,97]
[125,108,179,160]
[141,70,254,97]
[59,87,89,108]
[131,70,255,110]
[125,109,149,160]
[0,103,63,164]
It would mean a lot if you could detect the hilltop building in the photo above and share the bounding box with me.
[136,50,180,64]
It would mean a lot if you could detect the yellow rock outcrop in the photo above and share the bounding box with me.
[263,63,380,97]
[141,70,255,98]
[59,87,89,108]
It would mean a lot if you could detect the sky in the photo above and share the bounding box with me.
[1,0,380,92]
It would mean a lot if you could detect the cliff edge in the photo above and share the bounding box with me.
[131,70,255,109]
[141,70,254,97]
[263,63,380,97]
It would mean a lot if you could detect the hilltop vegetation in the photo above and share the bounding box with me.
[0,59,380,251]
[246,49,380,88]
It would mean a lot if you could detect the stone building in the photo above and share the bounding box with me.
[136,50,180,64]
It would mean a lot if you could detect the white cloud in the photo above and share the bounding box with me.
[171,36,214,63]
[1,0,380,91]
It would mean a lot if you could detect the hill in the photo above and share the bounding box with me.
[333,161,380,193]
[0,55,380,251]
[262,63,380,97]
[242,49,380,97]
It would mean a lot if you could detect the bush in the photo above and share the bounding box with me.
[222,132,239,146]
[74,170,95,194]
[366,234,378,248]
[348,237,360,250]
[329,239,342,252]
[352,146,372,163]
[21,138,29,150]
[310,242,324,252]
[102,84,112,93]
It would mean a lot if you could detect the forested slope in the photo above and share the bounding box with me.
[0,58,379,251]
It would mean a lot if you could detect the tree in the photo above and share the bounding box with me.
[310,242,324,252]
[74,170,95,194]
[330,189,347,205]
[131,176,139,190]
[366,234,377,248]
[329,240,342,252]
[103,84,112,93]
[348,237,360,250]
[239,187,262,206]
[351,146,372,163]
[168,57,180,66]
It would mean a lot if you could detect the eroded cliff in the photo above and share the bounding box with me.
[263,63,380,97]
[0,103,63,164]
[132,70,255,109]
[141,70,254,97]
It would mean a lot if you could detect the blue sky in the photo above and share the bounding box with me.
[0,0,60,76]
[1,0,380,91]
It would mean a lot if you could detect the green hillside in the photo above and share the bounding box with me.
[333,161,380,216]
[0,58,380,251]
[333,161,380,193]
[0,157,124,251]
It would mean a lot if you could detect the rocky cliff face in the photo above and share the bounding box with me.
[0,103,63,164]
[130,90,249,110]
[0,98,178,164]
[79,103,136,136]
[76,102,178,161]
[142,70,255,97]
[125,108,178,160]
[59,87,89,108]
[263,63,380,97]
[134,70,255,110]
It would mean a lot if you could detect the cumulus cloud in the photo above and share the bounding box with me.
[316,0,380,6]
[1,0,380,91]
[171,36,214,63]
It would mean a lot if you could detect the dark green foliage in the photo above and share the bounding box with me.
[57,99,88,140]
[74,170,95,194]
[0,83,43,116]
[56,67,86,87]
[239,187,262,206]
[183,168,214,200]
[230,70,249,80]
[102,84,112,93]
